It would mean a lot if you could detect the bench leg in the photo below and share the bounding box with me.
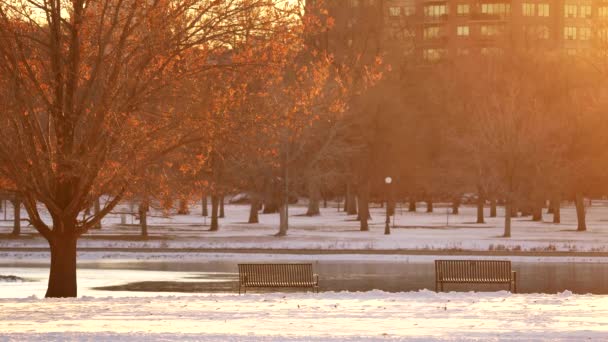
[435,282,439,293]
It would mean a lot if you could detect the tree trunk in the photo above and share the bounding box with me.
[306,198,320,216]
[248,199,259,224]
[343,187,348,212]
[277,203,288,236]
[177,199,189,215]
[408,200,416,212]
[532,200,543,221]
[202,194,208,217]
[306,182,321,216]
[490,199,497,217]
[45,235,78,298]
[346,184,357,215]
[11,199,21,236]
[575,193,586,231]
[323,197,327,208]
[262,199,279,214]
[93,198,101,229]
[547,199,554,214]
[476,194,485,224]
[210,195,220,231]
[219,196,225,218]
[357,181,371,231]
[504,201,512,238]
[552,197,561,224]
[139,200,148,237]
[452,198,460,215]
[426,200,433,213]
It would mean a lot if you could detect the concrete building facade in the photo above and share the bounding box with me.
[319,0,608,62]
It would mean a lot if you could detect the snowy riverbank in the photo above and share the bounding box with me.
[1,290,607,341]
[5,250,608,263]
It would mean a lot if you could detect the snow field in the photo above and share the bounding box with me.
[1,290,607,341]
[2,201,608,252]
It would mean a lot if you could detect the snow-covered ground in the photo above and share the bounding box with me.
[1,201,608,253]
[2,202,608,340]
[1,290,607,341]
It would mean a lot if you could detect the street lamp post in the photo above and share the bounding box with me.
[385,176,392,235]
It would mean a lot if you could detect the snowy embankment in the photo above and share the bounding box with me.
[5,251,608,264]
[1,291,607,341]
[2,201,608,253]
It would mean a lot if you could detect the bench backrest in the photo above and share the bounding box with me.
[238,263,314,285]
[435,260,512,282]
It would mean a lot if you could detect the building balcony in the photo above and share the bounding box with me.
[423,14,448,23]
[469,13,509,22]
[475,35,502,42]
[420,36,449,45]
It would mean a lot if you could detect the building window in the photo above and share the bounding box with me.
[481,25,502,36]
[580,5,591,18]
[525,25,549,39]
[538,25,549,39]
[424,4,447,18]
[599,28,608,41]
[481,47,502,55]
[481,3,510,16]
[457,4,470,15]
[565,4,577,18]
[579,27,591,40]
[389,7,401,16]
[537,4,550,17]
[522,3,535,16]
[423,48,445,61]
[423,26,442,39]
[457,48,470,56]
[564,26,577,40]
[457,25,470,36]
[403,4,415,16]
[599,7,608,18]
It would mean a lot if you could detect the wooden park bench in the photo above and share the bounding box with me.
[237,263,319,294]
[435,260,517,293]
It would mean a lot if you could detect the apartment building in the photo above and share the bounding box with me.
[320,0,608,62]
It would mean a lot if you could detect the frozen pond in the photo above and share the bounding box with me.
[3,255,608,298]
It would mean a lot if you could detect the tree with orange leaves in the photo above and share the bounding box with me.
[177,3,343,235]
[0,0,300,297]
